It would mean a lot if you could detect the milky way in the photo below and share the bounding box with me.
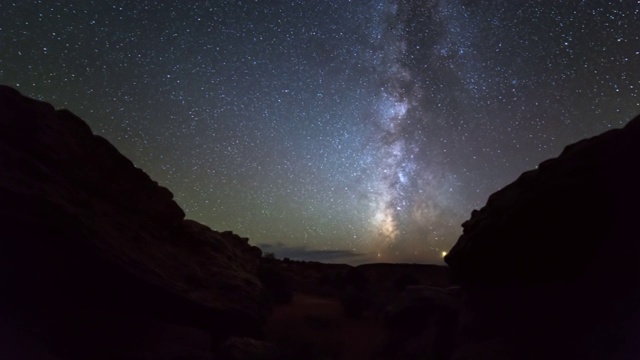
[2,1,639,264]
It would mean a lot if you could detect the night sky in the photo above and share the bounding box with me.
[2,1,639,264]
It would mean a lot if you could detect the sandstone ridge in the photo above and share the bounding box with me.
[446,114,640,359]
[0,85,267,359]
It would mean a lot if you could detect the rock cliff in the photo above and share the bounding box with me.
[0,85,267,359]
[446,114,640,359]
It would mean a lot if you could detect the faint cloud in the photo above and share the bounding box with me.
[256,243,372,264]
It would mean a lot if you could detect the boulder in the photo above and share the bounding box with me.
[382,286,462,360]
[446,114,640,359]
[0,86,267,359]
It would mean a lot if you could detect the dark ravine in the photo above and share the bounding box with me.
[3,84,640,359]
[0,85,268,359]
[446,114,640,359]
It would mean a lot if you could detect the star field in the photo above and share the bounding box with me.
[2,1,639,264]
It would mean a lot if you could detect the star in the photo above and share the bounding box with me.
[2,0,638,264]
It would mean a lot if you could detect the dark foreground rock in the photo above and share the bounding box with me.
[217,337,280,360]
[446,114,640,359]
[382,286,462,360]
[0,86,268,359]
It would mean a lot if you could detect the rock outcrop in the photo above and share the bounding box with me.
[0,86,267,359]
[446,114,640,359]
[383,286,461,360]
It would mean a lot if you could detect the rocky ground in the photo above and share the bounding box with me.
[258,258,457,359]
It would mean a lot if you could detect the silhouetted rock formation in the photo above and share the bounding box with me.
[0,86,267,359]
[446,114,640,359]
